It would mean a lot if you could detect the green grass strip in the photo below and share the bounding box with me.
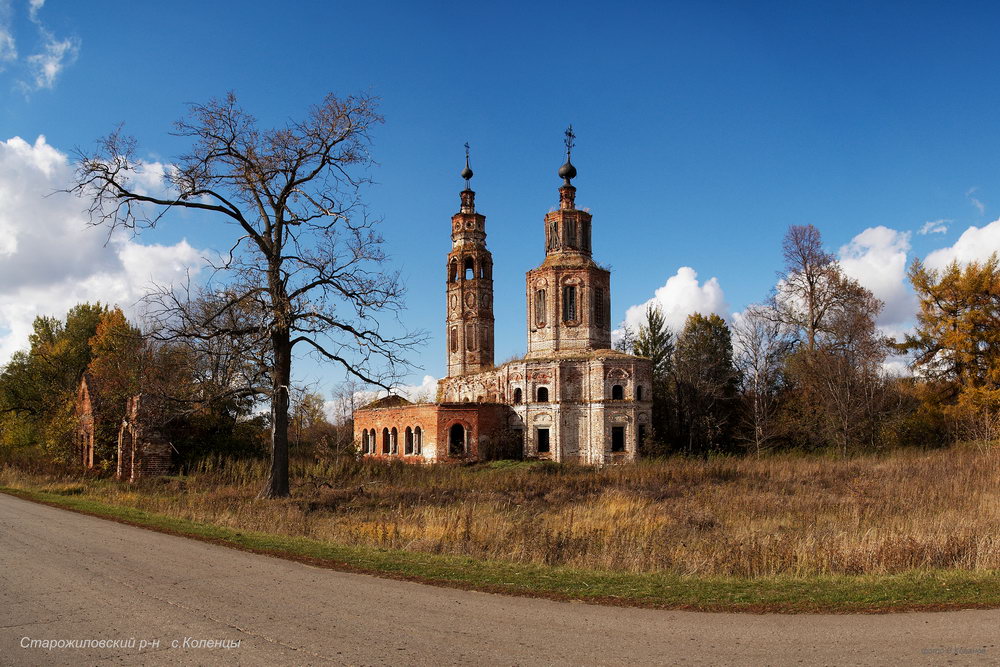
[3,485,998,614]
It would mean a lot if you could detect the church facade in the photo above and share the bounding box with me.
[353,136,652,464]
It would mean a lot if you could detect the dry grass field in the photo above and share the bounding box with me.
[4,447,999,578]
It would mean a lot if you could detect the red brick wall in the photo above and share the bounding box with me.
[353,403,514,462]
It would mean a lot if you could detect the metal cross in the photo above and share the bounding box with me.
[564,125,576,158]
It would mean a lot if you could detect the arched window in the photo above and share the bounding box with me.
[449,259,458,282]
[382,428,390,454]
[450,326,458,352]
[405,427,413,455]
[390,427,398,455]
[535,289,546,326]
[480,260,491,279]
[563,285,577,322]
[581,220,591,252]
[513,387,522,404]
[464,257,474,281]
[593,288,605,326]
[636,385,643,401]
[537,386,549,402]
[414,426,422,455]
[466,323,477,351]
[361,430,368,454]
[612,384,624,400]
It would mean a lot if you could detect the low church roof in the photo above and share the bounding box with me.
[360,394,413,410]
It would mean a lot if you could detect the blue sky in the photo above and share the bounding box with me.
[3,1,1000,398]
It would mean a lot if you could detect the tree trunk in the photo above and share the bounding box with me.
[263,328,292,498]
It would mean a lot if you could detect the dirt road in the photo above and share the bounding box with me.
[0,493,995,665]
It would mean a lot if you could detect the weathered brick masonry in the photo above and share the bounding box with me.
[353,397,512,462]
[116,394,173,481]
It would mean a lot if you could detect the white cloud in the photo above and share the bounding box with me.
[24,28,78,90]
[966,187,986,216]
[27,0,44,22]
[838,226,916,326]
[924,217,1000,272]
[0,1,15,70]
[918,219,950,235]
[619,266,728,335]
[0,135,208,363]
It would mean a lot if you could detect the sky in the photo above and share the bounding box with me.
[3,0,1000,405]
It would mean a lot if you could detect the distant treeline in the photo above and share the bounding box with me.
[616,224,1000,456]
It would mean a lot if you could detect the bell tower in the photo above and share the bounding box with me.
[446,145,495,377]
[526,127,612,356]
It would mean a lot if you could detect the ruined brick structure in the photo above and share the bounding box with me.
[76,375,97,470]
[117,394,174,481]
[354,134,652,463]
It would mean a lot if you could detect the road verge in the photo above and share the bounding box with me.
[3,485,997,614]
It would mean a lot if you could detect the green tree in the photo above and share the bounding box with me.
[673,313,739,456]
[632,304,673,453]
[0,303,107,462]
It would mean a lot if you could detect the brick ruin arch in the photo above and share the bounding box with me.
[116,394,174,482]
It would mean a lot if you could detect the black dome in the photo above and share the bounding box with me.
[558,159,577,182]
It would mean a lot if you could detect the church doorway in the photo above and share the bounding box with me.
[449,423,466,457]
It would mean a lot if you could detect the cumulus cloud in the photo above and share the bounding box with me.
[0,135,208,363]
[924,217,1000,272]
[838,226,916,326]
[619,266,728,335]
[918,219,950,235]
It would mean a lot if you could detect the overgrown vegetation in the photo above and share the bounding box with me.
[4,447,998,579]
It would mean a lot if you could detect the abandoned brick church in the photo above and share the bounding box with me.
[353,133,652,464]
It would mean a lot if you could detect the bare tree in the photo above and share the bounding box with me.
[732,304,790,455]
[71,92,423,497]
[771,224,841,351]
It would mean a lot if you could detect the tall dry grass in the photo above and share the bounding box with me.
[5,447,1000,577]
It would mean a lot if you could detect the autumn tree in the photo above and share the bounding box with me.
[0,303,106,460]
[85,307,144,462]
[289,389,331,448]
[71,92,422,497]
[673,313,739,456]
[631,304,674,453]
[787,281,888,453]
[900,255,1000,442]
[765,224,890,452]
